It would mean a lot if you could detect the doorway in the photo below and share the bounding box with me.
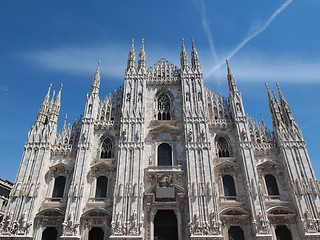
[275,225,292,240]
[154,210,178,240]
[228,226,245,240]
[41,227,58,240]
[89,227,104,240]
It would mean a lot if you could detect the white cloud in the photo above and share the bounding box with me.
[200,52,320,84]
[22,42,181,80]
[24,45,129,79]
[21,41,320,85]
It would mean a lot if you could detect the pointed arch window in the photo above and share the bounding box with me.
[217,137,231,157]
[95,176,108,198]
[157,93,171,120]
[222,175,236,196]
[265,174,279,195]
[100,137,113,159]
[158,143,172,166]
[52,176,66,198]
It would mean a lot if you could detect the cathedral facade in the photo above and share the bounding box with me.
[1,39,320,240]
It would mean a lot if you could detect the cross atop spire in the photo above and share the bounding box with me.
[191,38,200,69]
[127,38,136,69]
[138,38,146,71]
[180,38,189,71]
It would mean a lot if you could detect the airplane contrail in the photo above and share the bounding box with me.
[206,0,294,77]
[193,0,219,64]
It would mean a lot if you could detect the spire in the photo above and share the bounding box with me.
[43,84,52,105]
[191,38,200,69]
[265,83,273,102]
[138,38,146,70]
[90,61,101,95]
[36,84,52,123]
[54,83,63,108]
[276,82,294,125]
[127,38,136,69]
[265,83,282,126]
[180,38,189,70]
[63,114,67,129]
[260,113,266,129]
[49,90,56,108]
[226,60,238,94]
[276,82,288,105]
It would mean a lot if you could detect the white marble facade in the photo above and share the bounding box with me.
[1,39,320,240]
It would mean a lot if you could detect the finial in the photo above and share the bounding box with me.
[192,37,194,44]
[59,83,63,91]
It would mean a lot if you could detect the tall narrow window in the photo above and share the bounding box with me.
[265,174,279,195]
[96,176,108,198]
[223,175,236,196]
[52,176,66,198]
[100,137,113,159]
[158,143,172,166]
[157,93,171,120]
[217,137,231,157]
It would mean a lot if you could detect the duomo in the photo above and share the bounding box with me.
[1,39,319,240]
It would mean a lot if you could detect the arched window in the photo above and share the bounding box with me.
[95,176,108,198]
[217,137,231,157]
[228,226,245,240]
[100,137,113,159]
[158,143,172,166]
[157,93,171,120]
[42,227,58,240]
[223,175,236,196]
[52,176,66,198]
[265,174,279,195]
[275,225,292,240]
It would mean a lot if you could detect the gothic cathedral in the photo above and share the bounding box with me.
[1,39,320,240]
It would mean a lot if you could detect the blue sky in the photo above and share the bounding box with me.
[1,0,320,182]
